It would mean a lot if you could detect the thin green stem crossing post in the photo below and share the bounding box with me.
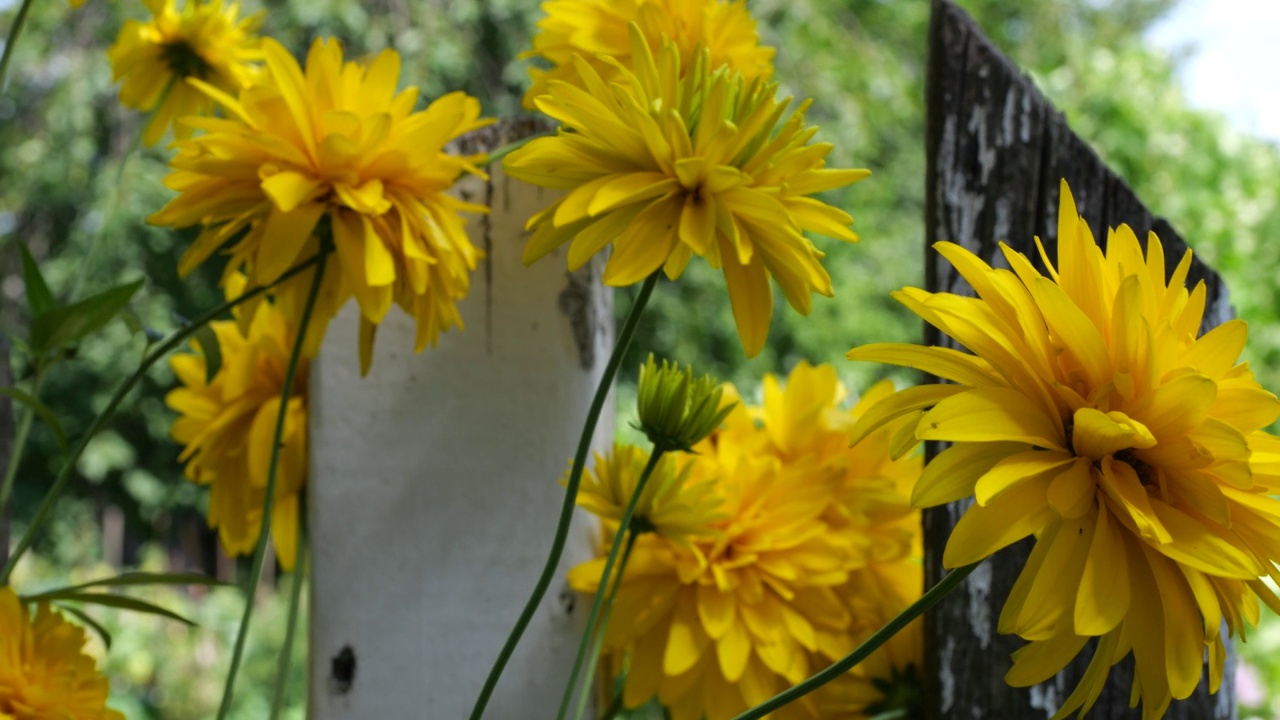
[572,527,640,720]
[468,271,661,720]
[559,449,665,720]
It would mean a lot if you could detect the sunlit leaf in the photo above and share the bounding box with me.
[30,279,144,355]
[17,242,55,318]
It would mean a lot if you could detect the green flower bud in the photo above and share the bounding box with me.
[636,354,736,452]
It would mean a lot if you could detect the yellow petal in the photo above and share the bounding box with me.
[1070,407,1156,460]
[846,343,1000,387]
[913,441,1025,507]
[1046,456,1096,518]
[919,386,1065,450]
[848,384,964,448]
[944,475,1055,567]
[975,450,1076,506]
[1075,507,1130,635]
[257,203,326,282]
[720,249,772,358]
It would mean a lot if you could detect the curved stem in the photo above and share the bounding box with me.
[217,248,329,720]
[0,0,34,93]
[270,498,309,720]
[730,562,981,720]
[468,271,660,720]
[571,528,640,720]
[0,368,42,515]
[560,451,662,720]
[0,255,321,584]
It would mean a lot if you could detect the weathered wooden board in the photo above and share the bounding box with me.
[924,1,1234,717]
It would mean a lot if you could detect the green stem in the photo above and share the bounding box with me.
[560,452,662,720]
[730,562,981,720]
[217,247,329,720]
[468,271,660,720]
[0,255,321,584]
[270,498,308,720]
[0,368,42,516]
[0,0,34,93]
[571,528,640,720]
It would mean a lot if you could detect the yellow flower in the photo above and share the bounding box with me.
[576,442,725,543]
[522,0,775,107]
[166,280,307,571]
[847,180,1280,719]
[149,38,493,373]
[107,0,260,146]
[569,365,922,719]
[506,28,868,357]
[0,587,124,720]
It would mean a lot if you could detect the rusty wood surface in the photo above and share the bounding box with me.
[924,1,1234,718]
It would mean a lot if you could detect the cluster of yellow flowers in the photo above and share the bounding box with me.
[850,183,1280,718]
[571,364,922,720]
[17,0,1280,717]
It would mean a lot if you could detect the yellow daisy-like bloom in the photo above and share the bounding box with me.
[570,364,922,719]
[149,38,493,372]
[576,442,725,542]
[847,179,1280,719]
[167,280,307,571]
[522,0,775,107]
[506,28,868,357]
[0,587,124,720]
[107,0,260,146]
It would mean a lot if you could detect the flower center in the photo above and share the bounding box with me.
[162,40,213,80]
[1114,448,1156,486]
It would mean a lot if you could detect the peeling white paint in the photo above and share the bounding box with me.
[1028,683,1059,717]
[940,636,957,713]
[965,561,993,650]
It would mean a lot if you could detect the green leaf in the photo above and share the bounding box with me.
[23,571,225,598]
[0,386,67,453]
[192,323,223,383]
[30,279,144,355]
[54,603,113,650]
[23,591,196,626]
[17,243,55,318]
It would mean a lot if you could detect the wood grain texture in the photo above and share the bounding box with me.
[924,2,1235,718]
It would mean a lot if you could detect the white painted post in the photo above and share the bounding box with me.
[308,119,610,718]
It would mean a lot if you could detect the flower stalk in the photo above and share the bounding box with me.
[731,562,981,720]
[216,245,330,719]
[557,449,665,720]
[468,271,660,720]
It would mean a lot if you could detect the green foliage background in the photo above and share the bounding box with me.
[2,0,1280,716]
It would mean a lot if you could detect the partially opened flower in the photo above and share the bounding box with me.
[847,180,1280,719]
[150,38,493,372]
[575,442,725,543]
[522,0,775,106]
[569,364,922,719]
[506,27,868,357]
[636,354,736,451]
[167,277,307,570]
[0,587,124,720]
[108,0,261,146]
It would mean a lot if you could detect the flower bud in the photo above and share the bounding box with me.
[636,354,735,452]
